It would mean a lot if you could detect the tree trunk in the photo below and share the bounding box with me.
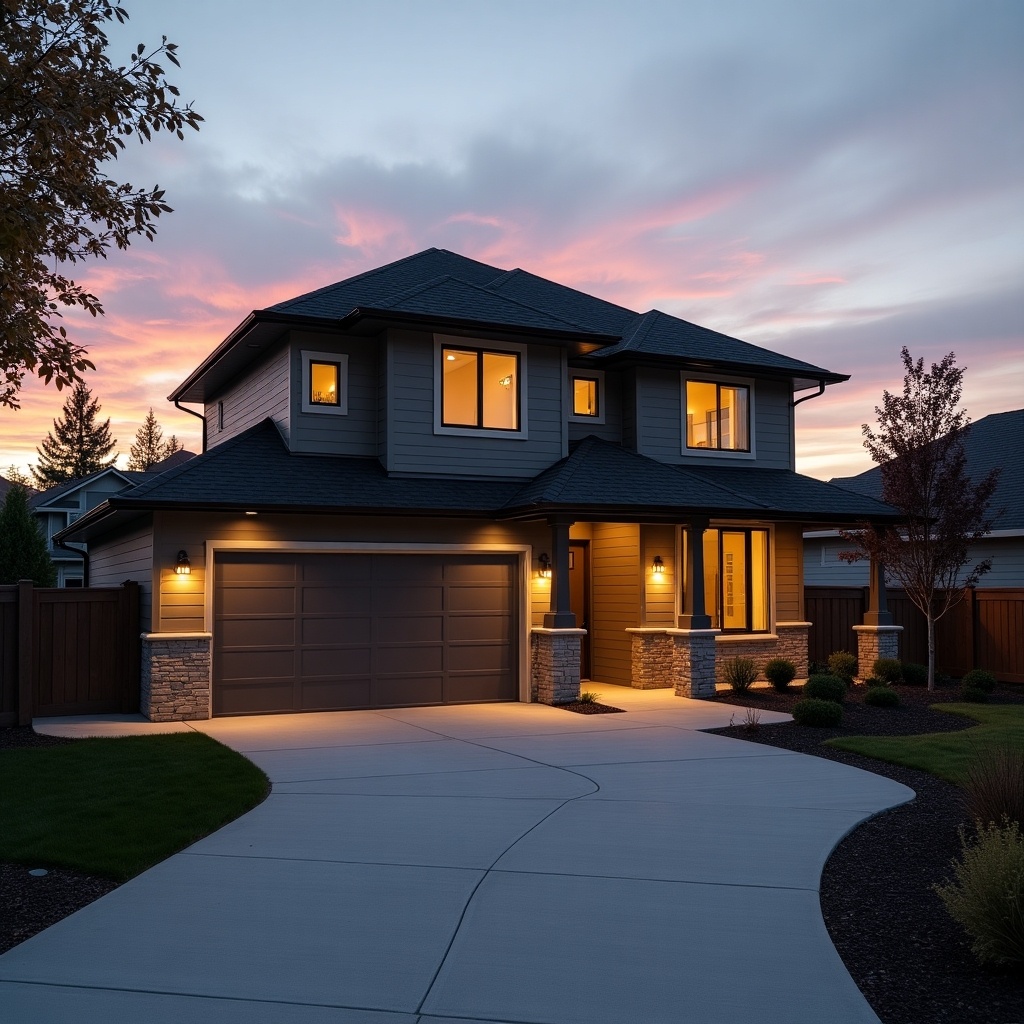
[927,612,936,691]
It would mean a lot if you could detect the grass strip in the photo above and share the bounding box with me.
[826,704,1024,785]
[0,733,269,881]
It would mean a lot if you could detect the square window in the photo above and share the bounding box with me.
[440,344,520,431]
[685,379,750,452]
[301,351,349,415]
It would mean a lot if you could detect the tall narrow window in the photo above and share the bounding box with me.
[572,376,599,417]
[442,345,519,430]
[694,527,770,633]
[685,380,751,451]
[309,361,340,406]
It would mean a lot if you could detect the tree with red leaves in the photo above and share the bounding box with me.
[842,348,1000,690]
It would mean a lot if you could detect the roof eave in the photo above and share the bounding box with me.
[593,349,848,386]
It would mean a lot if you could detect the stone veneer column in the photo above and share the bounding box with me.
[776,622,812,679]
[141,632,212,722]
[668,628,721,698]
[530,628,586,704]
[625,629,674,689]
[852,625,903,678]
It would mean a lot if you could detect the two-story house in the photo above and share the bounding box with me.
[60,249,901,721]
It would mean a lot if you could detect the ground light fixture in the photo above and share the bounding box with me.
[537,552,552,578]
[174,550,192,575]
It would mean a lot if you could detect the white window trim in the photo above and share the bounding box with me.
[301,350,349,416]
[680,371,756,460]
[568,368,606,424]
[433,336,529,439]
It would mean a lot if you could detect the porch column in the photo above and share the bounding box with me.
[863,528,893,626]
[678,516,712,629]
[543,518,576,628]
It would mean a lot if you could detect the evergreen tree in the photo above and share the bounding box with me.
[127,408,182,470]
[0,485,57,586]
[4,466,32,489]
[32,382,117,487]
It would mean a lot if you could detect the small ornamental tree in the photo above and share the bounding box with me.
[841,348,1000,690]
[0,484,57,586]
[127,408,182,470]
[32,381,118,486]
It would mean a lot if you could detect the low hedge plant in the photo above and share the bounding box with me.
[763,657,796,692]
[792,698,843,728]
[961,686,989,704]
[873,658,903,685]
[901,662,929,687]
[961,669,997,694]
[803,673,847,704]
[827,650,857,684]
[865,686,901,708]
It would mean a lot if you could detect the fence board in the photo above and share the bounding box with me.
[0,590,17,726]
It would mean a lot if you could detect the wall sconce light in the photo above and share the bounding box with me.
[537,552,552,579]
[652,555,665,575]
[174,550,192,575]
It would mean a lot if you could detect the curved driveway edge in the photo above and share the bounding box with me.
[4,688,913,1023]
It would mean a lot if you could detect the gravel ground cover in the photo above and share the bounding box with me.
[707,682,1024,1024]
[3,691,1023,1023]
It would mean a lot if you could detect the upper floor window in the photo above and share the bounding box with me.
[301,350,349,415]
[685,379,750,452]
[440,344,521,431]
[569,371,605,423]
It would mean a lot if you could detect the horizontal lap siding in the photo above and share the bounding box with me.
[641,524,675,626]
[289,332,378,457]
[568,371,624,444]
[590,523,640,686]
[387,330,565,478]
[88,522,154,631]
[774,523,803,621]
[207,343,290,447]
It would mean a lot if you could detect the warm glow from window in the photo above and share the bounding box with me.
[686,381,750,451]
[573,377,599,417]
[310,361,340,406]
[442,347,519,430]
[697,527,769,632]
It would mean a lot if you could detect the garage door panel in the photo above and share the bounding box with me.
[214,552,518,715]
[303,586,371,615]
[301,647,371,676]
[301,617,372,645]
[217,586,295,616]
[219,618,295,647]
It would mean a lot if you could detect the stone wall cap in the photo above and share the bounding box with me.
[717,633,779,642]
[776,621,813,628]
[665,628,722,637]
[851,624,904,633]
[531,627,588,636]
[625,627,671,634]
[141,632,213,640]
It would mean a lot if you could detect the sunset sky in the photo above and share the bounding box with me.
[3,0,1022,481]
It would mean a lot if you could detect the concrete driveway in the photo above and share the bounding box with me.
[1,686,912,1023]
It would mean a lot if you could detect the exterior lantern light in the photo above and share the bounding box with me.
[538,552,552,579]
[652,555,665,575]
[174,550,192,575]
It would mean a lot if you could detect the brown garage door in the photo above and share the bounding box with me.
[213,552,518,715]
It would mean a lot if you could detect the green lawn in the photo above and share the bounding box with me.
[826,704,1024,785]
[0,733,269,880]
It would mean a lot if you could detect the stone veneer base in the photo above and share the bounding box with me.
[852,625,903,679]
[141,633,212,722]
[715,622,811,682]
[669,629,721,698]
[531,628,585,704]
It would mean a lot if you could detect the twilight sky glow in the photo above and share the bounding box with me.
[3,0,1022,480]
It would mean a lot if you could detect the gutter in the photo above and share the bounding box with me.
[792,380,827,407]
[53,538,90,586]
[174,400,208,453]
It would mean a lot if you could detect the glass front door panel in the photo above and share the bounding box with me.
[721,531,748,630]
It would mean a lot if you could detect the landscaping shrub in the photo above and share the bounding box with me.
[865,686,901,708]
[723,656,759,693]
[763,657,796,692]
[576,691,599,704]
[827,650,857,684]
[961,686,989,704]
[803,673,847,704]
[964,744,1024,827]
[872,658,903,685]
[901,662,928,687]
[962,669,997,694]
[862,676,884,688]
[792,699,843,727]
[935,818,1024,967]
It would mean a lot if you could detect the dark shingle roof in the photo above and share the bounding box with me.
[830,409,1024,532]
[29,467,147,509]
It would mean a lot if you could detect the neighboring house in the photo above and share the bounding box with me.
[61,248,901,721]
[805,409,1024,587]
[31,453,197,587]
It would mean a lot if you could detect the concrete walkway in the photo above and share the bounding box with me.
[1,686,913,1023]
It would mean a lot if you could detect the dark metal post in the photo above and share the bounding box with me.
[678,517,712,629]
[543,519,577,628]
[864,526,893,626]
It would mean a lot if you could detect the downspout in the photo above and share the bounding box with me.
[54,539,90,586]
[174,400,207,453]
[791,380,826,407]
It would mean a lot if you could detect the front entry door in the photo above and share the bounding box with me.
[568,541,591,680]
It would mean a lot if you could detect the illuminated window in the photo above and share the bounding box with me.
[441,346,520,430]
[301,351,348,415]
[572,376,599,417]
[693,527,770,633]
[685,380,750,451]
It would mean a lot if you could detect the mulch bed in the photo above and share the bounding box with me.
[558,700,626,714]
[706,682,1024,1024]
[3,694,1023,1023]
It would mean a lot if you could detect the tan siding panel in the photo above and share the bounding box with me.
[774,523,803,621]
[589,523,640,686]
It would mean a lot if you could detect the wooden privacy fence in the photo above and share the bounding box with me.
[806,586,1024,683]
[0,581,140,726]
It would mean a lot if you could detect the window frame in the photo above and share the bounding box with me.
[301,350,349,416]
[568,369,605,423]
[681,372,755,458]
[433,336,528,438]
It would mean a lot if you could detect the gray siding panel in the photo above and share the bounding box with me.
[568,370,624,444]
[387,330,566,478]
[206,343,290,448]
[89,521,154,631]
